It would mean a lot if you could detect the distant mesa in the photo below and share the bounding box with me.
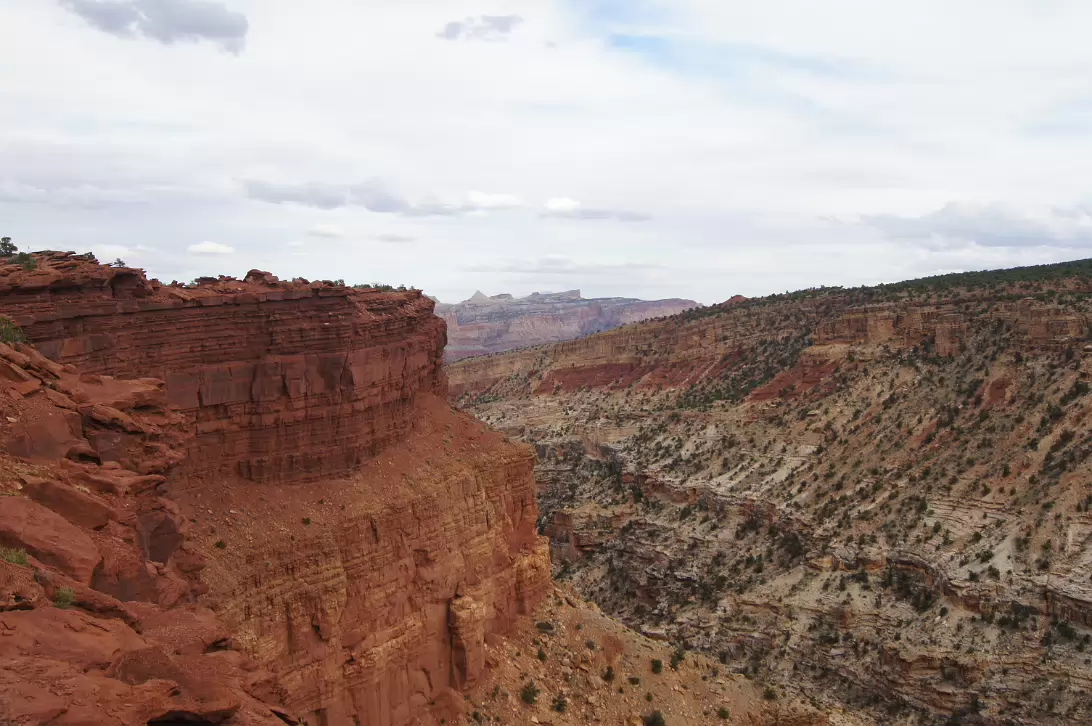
[435,289,699,361]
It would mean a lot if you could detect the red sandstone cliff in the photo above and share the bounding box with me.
[0,252,550,726]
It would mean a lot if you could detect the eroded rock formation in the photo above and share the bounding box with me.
[0,252,550,725]
[452,262,1092,724]
[435,289,697,361]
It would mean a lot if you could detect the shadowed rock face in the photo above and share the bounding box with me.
[0,252,550,726]
[435,289,698,361]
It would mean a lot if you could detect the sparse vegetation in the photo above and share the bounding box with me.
[0,316,26,345]
[644,710,666,726]
[0,547,29,566]
[519,680,539,705]
[53,587,75,609]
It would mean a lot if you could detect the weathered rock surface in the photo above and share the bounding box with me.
[0,251,551,725]
[4,253,447,485]
[436,289,697,361]
[453,261,1092,724]
[0,336,288,725]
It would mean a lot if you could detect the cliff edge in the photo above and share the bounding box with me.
[0,252,550,726]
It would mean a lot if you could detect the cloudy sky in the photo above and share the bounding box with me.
[4,1,1092,304]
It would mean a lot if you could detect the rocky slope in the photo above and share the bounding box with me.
[0,252,551,726]
[0,334,290,724]
[451,259,1092,724]
[435,289,697,361]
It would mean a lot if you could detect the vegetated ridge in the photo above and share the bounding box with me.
[451,257,1092,724]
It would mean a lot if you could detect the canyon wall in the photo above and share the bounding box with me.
[0,253,550,726]
[452,267,1092,724]
[435,289,697,362]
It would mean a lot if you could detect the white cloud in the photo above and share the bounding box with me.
[465,191,523,210]
[375,234,415,244]
[187,240,234,255]
[545,197,581,213]
[436,15,523,42]
[308,223,346,238]
[3,1,1092,305]
[542,197,650,221]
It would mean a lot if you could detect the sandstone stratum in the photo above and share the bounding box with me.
[452,258,1092,725]
[0,252,796,726]
[435,289,698,362]
[0,252,555,725]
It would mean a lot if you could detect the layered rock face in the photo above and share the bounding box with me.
[452,264,1092,724]
[435,289,697,361]
[1,252,550,725]
[4,254,447,484]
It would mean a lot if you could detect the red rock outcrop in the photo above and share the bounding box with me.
[0,338,290,725]
[3,255,446,485]
[0,252,551,725]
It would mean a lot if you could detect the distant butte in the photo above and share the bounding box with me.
[435,289,699,361]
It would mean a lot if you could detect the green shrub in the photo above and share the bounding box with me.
[54,587,75,609]
[651,658,663,674]
[0,317,26,345]
[520,680,539,705]
[0,547,29,566]
[0,237,15,256]
[552,694,568,713]
[214,540,227,550]
[644,711,666,726]
[718,707,731,719]
[670,647,685,670]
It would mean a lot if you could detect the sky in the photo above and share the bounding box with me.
[4,1,1092,304]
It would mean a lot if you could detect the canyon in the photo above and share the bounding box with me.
[451,259,1092,725]
[435,289,697,362]
[0,252,792,726]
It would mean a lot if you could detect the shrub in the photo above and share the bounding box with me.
[0,547,29,566]
[214,540,227,549]
[603,665,615,682]
[718,707,731,719]
[302,517,311,526]
[54,587,75,609]
[670,647,685,670]
[520,680,539,705]
[763,686,778,700]
[552,694,568,713]
[0,237,15,256]
[14,252,36,271]
[651,658,663,674]
[644,711,666,726]
[0,317,27,345]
